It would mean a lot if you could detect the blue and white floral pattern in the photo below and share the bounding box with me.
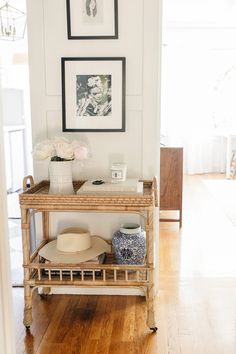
[112,227,146,265]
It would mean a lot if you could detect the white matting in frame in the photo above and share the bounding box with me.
[61,57,126,132]
[66,0,118,39]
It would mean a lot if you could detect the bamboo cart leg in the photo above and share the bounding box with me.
[146,285,157,332]
[146,208,158,332]
[23,285,33,329]
[21,208,33,328]
[41,211,51,295]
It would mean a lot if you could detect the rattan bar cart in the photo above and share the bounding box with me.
[19,176,158,331]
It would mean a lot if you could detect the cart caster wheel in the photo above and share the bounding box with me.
[150,327,158,332]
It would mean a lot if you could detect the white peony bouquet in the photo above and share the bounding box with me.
[33,136,89,162]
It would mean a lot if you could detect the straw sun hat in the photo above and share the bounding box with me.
[39,227,110,263]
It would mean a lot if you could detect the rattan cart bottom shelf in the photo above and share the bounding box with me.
[27,253,151,287]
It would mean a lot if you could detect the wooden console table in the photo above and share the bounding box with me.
[160,147,183,227]
[19,176,158,331]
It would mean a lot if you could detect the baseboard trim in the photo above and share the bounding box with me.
[39,287,145,296]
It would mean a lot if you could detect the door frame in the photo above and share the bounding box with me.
[0,86,16,354]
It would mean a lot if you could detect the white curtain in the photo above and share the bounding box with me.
[163,135,226,175]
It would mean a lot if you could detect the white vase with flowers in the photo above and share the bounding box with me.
[33,137,89,194]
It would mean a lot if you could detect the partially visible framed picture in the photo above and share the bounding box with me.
[61,57,126,132]
[66,0,118,40]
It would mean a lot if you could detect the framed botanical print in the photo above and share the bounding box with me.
[61,57,126,132]
[66,0,118,40]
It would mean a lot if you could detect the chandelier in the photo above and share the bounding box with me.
[0,1,26,41]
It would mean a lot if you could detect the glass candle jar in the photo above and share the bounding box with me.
[110,163,127,182]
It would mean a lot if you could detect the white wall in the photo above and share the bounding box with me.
[26,0,161,293]
[27,0,161,177]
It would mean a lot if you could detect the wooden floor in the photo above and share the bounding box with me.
[13,174,236,354]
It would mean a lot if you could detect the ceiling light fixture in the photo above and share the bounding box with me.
[0,1,26,41]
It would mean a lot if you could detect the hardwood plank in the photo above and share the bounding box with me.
[108,341,135,354]
[93,296,116,354]
[122,296,136,341]
[58,296,93,354]
[15,291,66,354]
[109,296,127,344]
[82,340,99,354]
[133,296,151,354]
[88,295,105,340]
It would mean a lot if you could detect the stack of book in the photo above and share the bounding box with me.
[42,253,106,277]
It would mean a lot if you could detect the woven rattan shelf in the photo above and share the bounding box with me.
[27,253,151,287]
[19,176,158,331]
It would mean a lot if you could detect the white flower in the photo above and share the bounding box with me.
[71,140,89,160]
[55,142,74,160]
[33,140,55,160]
[33,136,89,161]
[74,145,88,160]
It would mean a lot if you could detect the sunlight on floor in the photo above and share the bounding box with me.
[160,174,236,278]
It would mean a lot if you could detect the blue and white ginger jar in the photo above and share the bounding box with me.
[112,223,146,265]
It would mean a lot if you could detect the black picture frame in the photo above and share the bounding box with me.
[66,0,118,40]
[61,57,126,132]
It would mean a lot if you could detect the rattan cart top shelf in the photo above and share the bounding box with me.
[19,178,158,210]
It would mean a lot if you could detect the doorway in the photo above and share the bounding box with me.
[161,0,236,176]
[160,0,236,229]
[0,0,32,286]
